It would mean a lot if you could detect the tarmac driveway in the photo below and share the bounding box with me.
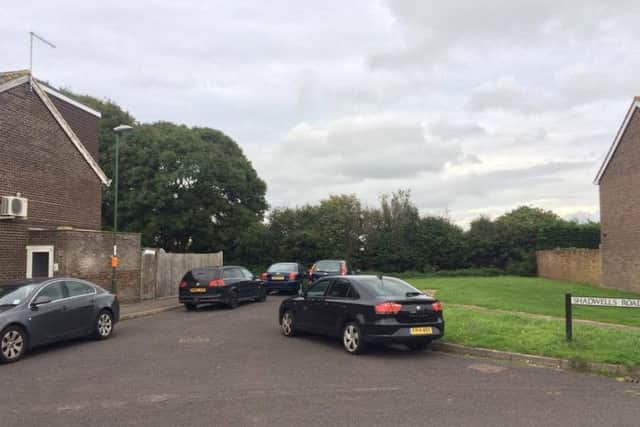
[1,296,639,427]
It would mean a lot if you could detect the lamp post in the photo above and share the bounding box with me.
[111,124,133,295]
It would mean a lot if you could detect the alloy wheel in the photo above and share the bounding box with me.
[1,329,25,361]
[343,324,360,353]
[281,311,294,336]
[97,313,113,338]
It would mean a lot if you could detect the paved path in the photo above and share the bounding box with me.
[2,296,640,426]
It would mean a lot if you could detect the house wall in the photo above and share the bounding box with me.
[536,249,601,286]
[0,81,102,281]
[599,108,640,293]
[28,229,141,303]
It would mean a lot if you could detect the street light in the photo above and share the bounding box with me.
[111,124,133,295]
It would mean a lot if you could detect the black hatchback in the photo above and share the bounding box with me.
[279,275,444,354]
[179,266,266,310]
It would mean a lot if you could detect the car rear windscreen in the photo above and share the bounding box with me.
[268,263,297,273]
[315,261,342,272]
[357,277,421,297]
[183,268,221,283]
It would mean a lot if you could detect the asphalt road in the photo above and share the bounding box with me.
[2,295,639,427]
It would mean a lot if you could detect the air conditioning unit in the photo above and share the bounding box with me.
[1,196,28,218]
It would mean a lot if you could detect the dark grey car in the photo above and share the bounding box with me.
[0,278,120,363]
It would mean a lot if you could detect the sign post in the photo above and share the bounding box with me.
[565,293,572,342]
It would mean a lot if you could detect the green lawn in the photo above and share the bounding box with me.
[406,276,640,328]
[444,306,640,368]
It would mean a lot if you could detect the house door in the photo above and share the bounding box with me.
[26,246,54,278]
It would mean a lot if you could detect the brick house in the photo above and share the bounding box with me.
[595,97,640,293]
[0,70,141,300]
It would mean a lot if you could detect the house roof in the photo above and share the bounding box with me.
[594,98,640,185]
[0,70,110,186]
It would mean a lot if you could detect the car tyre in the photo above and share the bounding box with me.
[343,321,367,355]
[185,303,197,311]
[227,291,239,309]
[407,339,432,351]
[94,310,114,340]
[255,288,267,302]
[0,325,27,364]
[281,310,296,337]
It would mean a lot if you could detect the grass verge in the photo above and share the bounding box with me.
[443,306,640,369]
[407,276,640,328]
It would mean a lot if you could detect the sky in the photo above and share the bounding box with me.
[3,0,640,226]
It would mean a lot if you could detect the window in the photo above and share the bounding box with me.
[241,268,254,280]
[267,263,297,273]
[346,286,359,299]
[315,261,342,273]
[306,280,331,297]
[327,280,350,298]
[38,282,66,302]
[357,277,421,297]
[223,268,243,279]
[65,281,95,297]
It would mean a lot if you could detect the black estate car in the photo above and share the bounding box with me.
[309,259,354,283]
[0,278,119,363]
[261,262,309,294]
[179,266,266,310]
[279,275,444,354]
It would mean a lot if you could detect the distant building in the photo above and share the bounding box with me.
[595,97,640,293]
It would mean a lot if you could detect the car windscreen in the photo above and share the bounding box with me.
[268,263,297,273]
[0,283,39,306]
[315,261,342,272]
[357,277,422,297]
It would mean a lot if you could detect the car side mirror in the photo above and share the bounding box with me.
[31,295,52,308]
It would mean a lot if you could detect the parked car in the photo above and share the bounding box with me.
[179,266,266,311]
[308,259,354,283]
[261,262,309,294]
[0,278,119,363]
[278,275,444,354]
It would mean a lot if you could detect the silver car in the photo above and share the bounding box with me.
[0,278,120,363]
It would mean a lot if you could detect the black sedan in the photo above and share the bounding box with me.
[0,278,120,363]
[261,262,309,294]
[278,275,444,354]
[179,265,266,310]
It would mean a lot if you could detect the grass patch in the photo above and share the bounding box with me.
[443,306,640,368]
[407,276,640,328]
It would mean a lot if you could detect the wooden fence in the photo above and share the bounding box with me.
[140,248,223,300]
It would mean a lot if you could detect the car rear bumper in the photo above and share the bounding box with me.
[179,295,225,304]
[362,322,445,344]
[264,280,300,291]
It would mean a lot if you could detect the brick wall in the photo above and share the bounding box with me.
[536,249,602,286]
[28,229,141,303]
[600,108,640,293]
[0,81,103,281]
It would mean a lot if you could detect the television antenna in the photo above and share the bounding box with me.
[29,31,56,90]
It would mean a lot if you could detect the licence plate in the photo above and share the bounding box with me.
[190,288,206,293]
[272,275,285,281]
[410,327,433,336]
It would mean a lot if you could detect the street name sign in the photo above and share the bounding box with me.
[570,296,640,308]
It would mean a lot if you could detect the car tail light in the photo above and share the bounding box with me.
[179,281,188,288]
[432,302,443,312]
[260,272,268,281]
[340,263,347,275]
[208,279,225,287]
[289,272,298,280]
[375,302,402,315]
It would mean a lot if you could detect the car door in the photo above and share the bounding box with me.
[323,279,353,336]
[223,268,246,299]
[63,280,97,337]
[29,281,70,346]
[299,279,332,333]
[240,267,260,298]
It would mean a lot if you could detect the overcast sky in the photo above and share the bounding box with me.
[4,0,640,226]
